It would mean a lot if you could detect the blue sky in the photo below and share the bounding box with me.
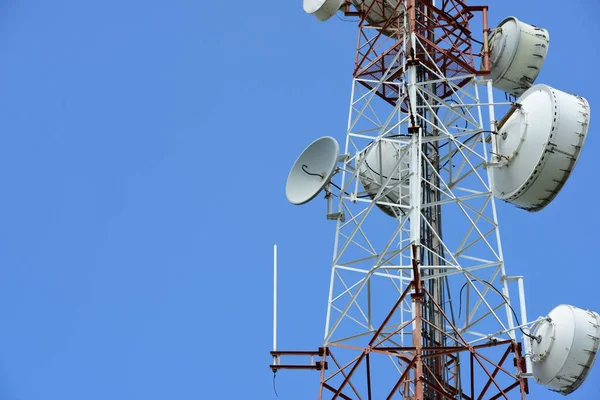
[0,0,597,399]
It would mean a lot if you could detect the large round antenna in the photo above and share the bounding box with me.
[530,304,600,394]
[286,136,340,205]
[491,84,590,211]
[358,140,409,217]
[303,0,345,21]
[487,17,549,96]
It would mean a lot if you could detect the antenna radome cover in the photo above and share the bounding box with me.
[491,84,590,211]
[358,139,409,217]
[488,17,549,96]
[304,0,344,22]
[531,304,600,395]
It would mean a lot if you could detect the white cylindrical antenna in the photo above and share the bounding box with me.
[273,244,278,354]
[491,84,590,211]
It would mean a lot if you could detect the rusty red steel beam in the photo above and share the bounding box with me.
[316,321,525,398]
[422,362,456,398]
[471,352,511,400]
[322,383,354,400]
[412,1,490,76]
[277,246,526,399]
[343,0,360,16]
[513,342,530,397]
[414,4,474,52]
[410,244,425,400]
[422,287,471,347]
[355,42,403,79]
[330,352,364,399]
[331,278,416,399]
[322,352,363,384]
[372,316,417,348]
[350,0,492,106]
[354,16,405,76]
[269,363,326,370]
[270,348,328,371]
[353,0,398,76]
[385,358,417,400]
[422,376,459,400]
[374,343,513,354]
[365,353,372,400]
[420,1,474,38]
[474,348,520,380]
[471,352,475,399]
[478,345,513,400]
[416,34,477,76]
[489,381,521,400]
[318,349,328,400]
[270,350,323,356]
[466,5,490,73]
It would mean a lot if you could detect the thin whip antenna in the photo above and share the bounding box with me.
[273,244,278,357]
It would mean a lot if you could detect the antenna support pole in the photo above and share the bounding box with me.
[273,244,277,362]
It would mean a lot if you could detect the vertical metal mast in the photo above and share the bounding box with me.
[414,2,453,395]
[319,0,529,397]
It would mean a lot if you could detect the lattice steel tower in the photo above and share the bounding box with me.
[270,1,598,399]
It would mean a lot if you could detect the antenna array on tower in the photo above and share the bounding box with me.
[270,1,596,398]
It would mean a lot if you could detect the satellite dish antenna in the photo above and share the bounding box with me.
[530,304,600,395]
[491,84,590,211]
[303,0,345,22]
[286,136,340,205]
[487,17,549,96]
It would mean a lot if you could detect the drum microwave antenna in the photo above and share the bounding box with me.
[270,1,596,398]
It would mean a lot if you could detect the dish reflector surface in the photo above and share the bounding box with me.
[286,136,339,205]
[358,140,409,217]
[351,0,404,37]
[304,0,344,21]
[491,84,590,211]
[531,304,600,395]
[488,17,549,96]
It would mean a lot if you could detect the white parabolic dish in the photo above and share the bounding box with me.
[531,304,600,395]
[488,17,549,96]
[358,139,409,217]
[491,84,590,211]
[303,0,344,22]
[286,136,339,205]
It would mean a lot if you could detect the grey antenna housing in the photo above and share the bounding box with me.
[487,17,549,96]
[491,84,590,211]
[303,0,345,22]
[531,305,600,395]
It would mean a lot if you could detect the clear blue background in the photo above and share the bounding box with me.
[0,0,596,399]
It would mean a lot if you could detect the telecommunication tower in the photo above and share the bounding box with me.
[270,1,598,398]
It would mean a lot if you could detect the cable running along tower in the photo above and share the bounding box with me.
[270,1,598,399]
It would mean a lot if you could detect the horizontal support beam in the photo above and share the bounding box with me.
[269,363,327,371]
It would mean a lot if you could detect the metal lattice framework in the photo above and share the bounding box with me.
[271,1,541,398]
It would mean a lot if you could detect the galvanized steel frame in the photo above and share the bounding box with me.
[270,1,536,398]
[319,0,533,397]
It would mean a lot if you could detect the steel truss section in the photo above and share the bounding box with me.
[319,1,532,397]
[327,35,526,350]
[349,0,491,105]
[271,1,535,398]
[317,251,528,399]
